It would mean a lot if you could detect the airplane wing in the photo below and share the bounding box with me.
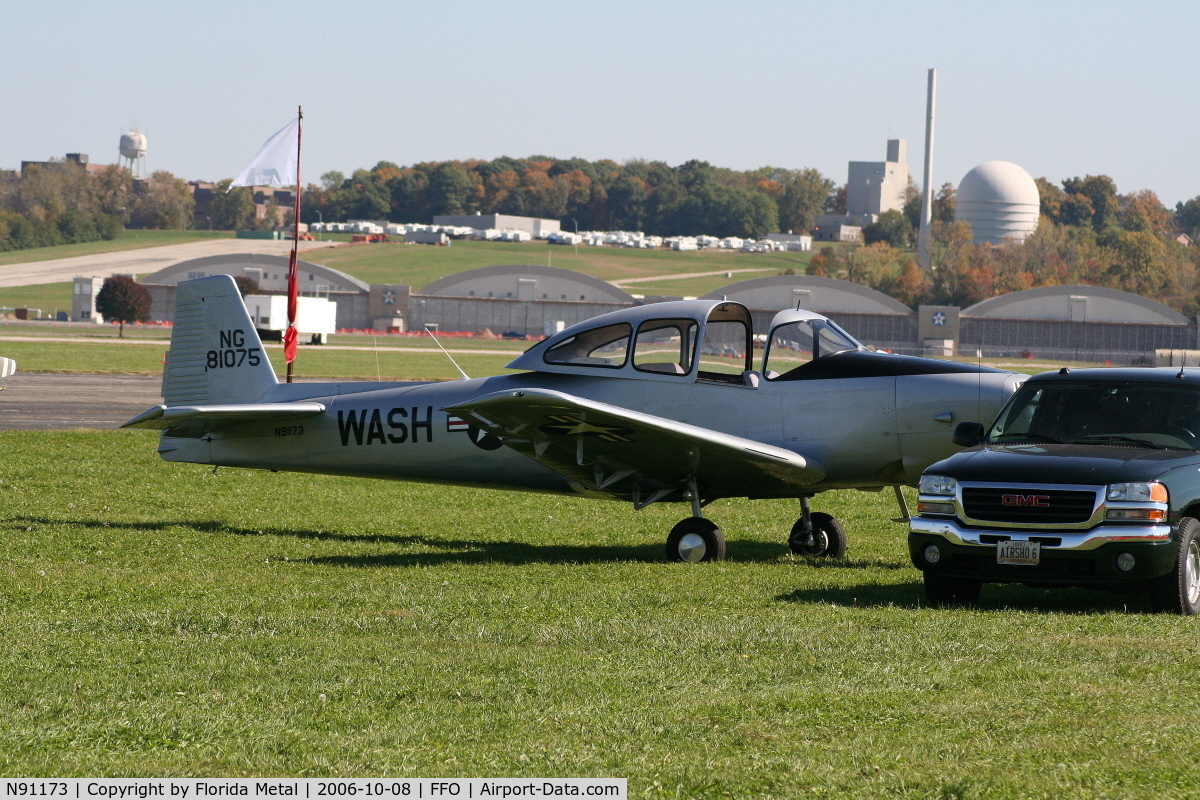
[121,402,326,436]
[445,388,824,502]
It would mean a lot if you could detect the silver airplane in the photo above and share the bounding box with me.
[124,275,1024,561]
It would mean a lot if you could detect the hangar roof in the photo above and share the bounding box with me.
[142,253,369,294]
[964,284,1188,325]
[420,264,636,304]
[701,274,912,315]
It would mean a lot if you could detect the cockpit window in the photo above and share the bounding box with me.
[698,320,751,378]
[633,319,697,375]
[763,320,859,380]
[543,322,632,368]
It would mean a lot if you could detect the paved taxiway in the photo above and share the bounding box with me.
[0,238,338,288]
[0,373,163,430]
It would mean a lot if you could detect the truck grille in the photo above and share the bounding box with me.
[961,487,1097,524]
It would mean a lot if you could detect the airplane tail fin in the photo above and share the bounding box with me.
[162,275,278,406]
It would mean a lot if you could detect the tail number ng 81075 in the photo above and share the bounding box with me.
[207,328,262,371]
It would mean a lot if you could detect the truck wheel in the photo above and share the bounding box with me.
[1150,517,1200,614]
[924,572,981,607]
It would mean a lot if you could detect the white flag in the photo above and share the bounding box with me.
[230,117,299,188]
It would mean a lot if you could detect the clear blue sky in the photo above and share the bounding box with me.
[5,1,1198,205]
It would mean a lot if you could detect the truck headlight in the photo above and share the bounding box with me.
[919,474,957,496]
[1107,482,1168,503]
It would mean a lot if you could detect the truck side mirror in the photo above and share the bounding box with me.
[953,422,986,447]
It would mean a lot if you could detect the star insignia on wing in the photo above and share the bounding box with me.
[539,415,633,442]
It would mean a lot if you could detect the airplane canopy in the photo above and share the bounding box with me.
[506,299,760,383]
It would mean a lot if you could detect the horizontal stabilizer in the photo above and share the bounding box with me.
[446,388,824,500]
[122,402,325,434]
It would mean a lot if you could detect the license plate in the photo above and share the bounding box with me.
[997,540,1040,565]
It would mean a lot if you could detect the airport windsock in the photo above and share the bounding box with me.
[230,117,300,188]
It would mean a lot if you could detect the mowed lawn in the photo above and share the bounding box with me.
[3,430,1200,795]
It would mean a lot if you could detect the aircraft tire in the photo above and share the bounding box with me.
[789,512,846,558]
[666,517,726,563]
[923,572,981,607]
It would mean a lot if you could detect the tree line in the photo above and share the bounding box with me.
[0,161,194,251]
[302,157,835,239]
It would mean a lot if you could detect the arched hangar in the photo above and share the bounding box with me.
[964,284,1187,325]
[139,253,378,329]
[420,264,636,305]
[700,274,911,315]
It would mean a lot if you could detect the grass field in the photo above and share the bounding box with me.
[299,239,815,292]
[0,339,523,381]
[3,430,1200,795]
[0,283,76,319]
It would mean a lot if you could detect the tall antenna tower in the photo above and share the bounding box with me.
[917,69,937,270]
[118,129,148,178]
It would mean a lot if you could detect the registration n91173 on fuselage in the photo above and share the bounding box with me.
[124,275,1023,561]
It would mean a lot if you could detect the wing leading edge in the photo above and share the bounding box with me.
[445,388,824,502]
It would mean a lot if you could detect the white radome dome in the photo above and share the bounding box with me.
[119,130,147,160]
[955,160,1040,245]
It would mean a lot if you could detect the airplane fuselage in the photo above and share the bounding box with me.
[160,365,1018,499]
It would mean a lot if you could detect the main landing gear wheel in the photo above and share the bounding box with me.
[789,511,847,558]
[666,517,726,563]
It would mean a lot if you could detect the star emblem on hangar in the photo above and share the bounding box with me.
[382,289,397,305]
[931,311,947,326]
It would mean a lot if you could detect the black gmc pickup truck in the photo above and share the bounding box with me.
[909,367,1200,613]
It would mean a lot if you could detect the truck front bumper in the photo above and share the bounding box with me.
[909,516,1176,585]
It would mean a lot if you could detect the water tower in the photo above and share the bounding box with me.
[118,130,147,178]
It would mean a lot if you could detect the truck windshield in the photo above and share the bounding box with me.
[988,381,1200,450]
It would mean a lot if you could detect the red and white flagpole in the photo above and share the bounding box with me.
[284,106,303,383]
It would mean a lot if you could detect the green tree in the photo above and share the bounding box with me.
[1058,193,1095,228]
[426,162,477,216]
[606,175,647,231]
[932,183,956,222]
[209,179,256,230]
[775,168,834,233]
[95,275,150,337]
[1175,196,1200,238]
[1063,175,1119,232]
[1035,177,1064,222]
[863,209,914,248]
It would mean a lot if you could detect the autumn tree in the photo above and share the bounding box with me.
[1119,189,1171,234]
[128,171,194,229]
[95,275,150,337]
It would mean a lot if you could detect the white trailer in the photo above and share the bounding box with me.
[0,355,15,389]
[243,294,337,345]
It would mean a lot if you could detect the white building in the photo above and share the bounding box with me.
[847,139,908,220]
[955,161,1041,245]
